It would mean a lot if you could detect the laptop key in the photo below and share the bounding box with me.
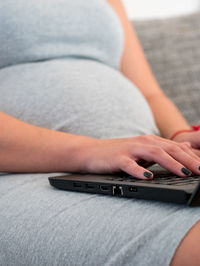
[104,174,200,186]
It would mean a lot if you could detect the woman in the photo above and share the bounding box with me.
[0,0,200,265]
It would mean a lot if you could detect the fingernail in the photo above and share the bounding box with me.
[144,171,152,178]
[181,168,192,175]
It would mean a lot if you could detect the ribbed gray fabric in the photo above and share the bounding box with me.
[0,1,199,266]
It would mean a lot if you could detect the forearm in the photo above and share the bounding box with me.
[0,112,97,172]
[147,94,191,139]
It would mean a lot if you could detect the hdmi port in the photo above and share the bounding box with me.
[100,185,109,191]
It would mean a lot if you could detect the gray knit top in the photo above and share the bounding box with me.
[0,0,124,70]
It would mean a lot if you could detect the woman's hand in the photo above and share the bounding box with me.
[172,131,200,157]
[75,134,200,180]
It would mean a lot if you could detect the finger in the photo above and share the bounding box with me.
[137,159,155,168]
[157,139,200,162]
[137,135,191,152]
[181,141,192,147]
[149,137,197,160]
[134,145,192,177]
[163,144,200,175]
[178,142,200,161]
[148,135,192,149]
[144,139,200,175]
[191,148,200,157]
[120,156,154,180]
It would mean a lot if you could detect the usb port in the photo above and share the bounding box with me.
[73,182,82,188]
[100,185,109,191]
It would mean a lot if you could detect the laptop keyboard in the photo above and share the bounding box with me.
[104,171,200,186]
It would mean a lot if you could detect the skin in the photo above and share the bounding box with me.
[106,1,200,265]
[0,1,200,264]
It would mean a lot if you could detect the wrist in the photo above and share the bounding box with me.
[53,133,100,173]
[169,129,194,141]
[169,124,200,141]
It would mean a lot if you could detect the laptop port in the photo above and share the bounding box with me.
[100,185,109,191]
[86,183,95,189]
[73,182,82,188]
[129,187,138,192]
[112,185,123,196]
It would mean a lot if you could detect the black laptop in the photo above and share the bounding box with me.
[48,164,200,207]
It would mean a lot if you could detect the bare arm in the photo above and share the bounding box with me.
[107,0,191,139]
[1,111,200,177]
[0,112,98,172]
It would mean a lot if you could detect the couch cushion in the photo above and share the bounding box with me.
[132,12,200,124]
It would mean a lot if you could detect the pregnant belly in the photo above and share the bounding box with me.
[0,58,159,138]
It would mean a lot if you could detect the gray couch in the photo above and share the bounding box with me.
[133,12,200,125]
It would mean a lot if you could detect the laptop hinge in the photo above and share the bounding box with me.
[187,181,200,207]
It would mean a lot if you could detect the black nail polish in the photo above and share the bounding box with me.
[144,171,152,178]
[181,168,191,175]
